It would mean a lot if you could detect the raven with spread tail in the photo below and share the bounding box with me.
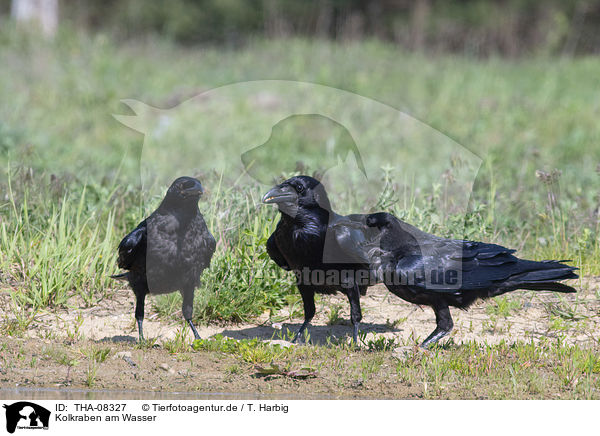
[344,212,578,348]
[112,176,216,341]
[263,175,376,343]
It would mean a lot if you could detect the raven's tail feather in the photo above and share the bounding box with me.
[495,261,578,296]
[517,281,577,293]
[110,272,129,280]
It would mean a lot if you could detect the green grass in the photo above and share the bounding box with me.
[400,339,600,399]
[0,27,598,331]
[81,344,111,388]
[486,296,523,317]
[1,176,117,309]
[192,334,293,364]
[190,333,600,398]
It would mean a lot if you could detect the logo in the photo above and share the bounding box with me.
[115,80,482,287]
[2,402,50,434]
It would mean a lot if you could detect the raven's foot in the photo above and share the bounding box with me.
[291,332,307,344]
[420,327,451,349]
[350,323,360,346]
[291,323,310,344]
[187,319,201,341]
[137,319,145,344]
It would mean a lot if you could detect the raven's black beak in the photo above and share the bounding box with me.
[262,185,297,204]
[183,179,204,197]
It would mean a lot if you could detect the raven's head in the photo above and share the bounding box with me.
[166,176,204,202]
[366,211,423,255]
[262,175,331,217]
[365,212,394,229]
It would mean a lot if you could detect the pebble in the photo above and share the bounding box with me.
[113,351,132,360]
[159,363,176,374]
[113,351,136,367]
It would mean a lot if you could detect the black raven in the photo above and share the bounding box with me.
[262,175,375,343]
[112,176,216,341]
[348,212,578,348]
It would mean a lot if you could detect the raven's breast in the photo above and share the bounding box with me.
[145,215,212,294]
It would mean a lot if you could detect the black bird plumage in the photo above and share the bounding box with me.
[263,175,375,343]
[112,176,216,341]
[350,212,578,347]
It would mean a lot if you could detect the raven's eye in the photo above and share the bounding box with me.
[296,184,305,193]
[181,180,195,189]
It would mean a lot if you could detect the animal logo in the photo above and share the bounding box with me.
[115,80,482,272]
[3,402,50,433]
[241,114,367,185]
[114,79,481,238]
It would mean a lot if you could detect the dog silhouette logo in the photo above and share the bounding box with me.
[3,402,50,433]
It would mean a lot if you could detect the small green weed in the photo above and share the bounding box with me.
[486,297,522,317]
[327,304,343,326]
[359,333,397,352]
[163,325,192,354]
[81,345,111,388]
[192,334,292,364]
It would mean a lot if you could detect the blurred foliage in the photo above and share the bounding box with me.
[0,0,597,55]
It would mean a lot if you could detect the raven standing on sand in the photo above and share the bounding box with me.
[263,175,376,343]
[112,176,216,341]
[346,212,578,348]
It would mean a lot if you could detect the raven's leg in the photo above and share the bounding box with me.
[292,288,315,343]
[345,284,363,344]
[182,288,200,340]
[420,303,454,348]
[133,291,146,343]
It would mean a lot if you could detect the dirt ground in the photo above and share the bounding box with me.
[0,278,597,399]
[10,280,598,346]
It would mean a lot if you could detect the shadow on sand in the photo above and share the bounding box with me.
[221,322,401,345]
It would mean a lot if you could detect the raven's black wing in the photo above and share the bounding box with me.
[328,213,379,265]
[266,233,291,270]
[198,221,217,270]
[386,239,517,292]
[116,220,147,270]
[362,212,577,294]
[384,237,577,293]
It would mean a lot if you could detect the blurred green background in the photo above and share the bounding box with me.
[3,0,600,56]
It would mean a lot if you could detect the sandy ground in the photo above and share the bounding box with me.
[5,279,597,347]
[0,278,597,399]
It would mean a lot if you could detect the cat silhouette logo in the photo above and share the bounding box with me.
[3,402,50,433]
